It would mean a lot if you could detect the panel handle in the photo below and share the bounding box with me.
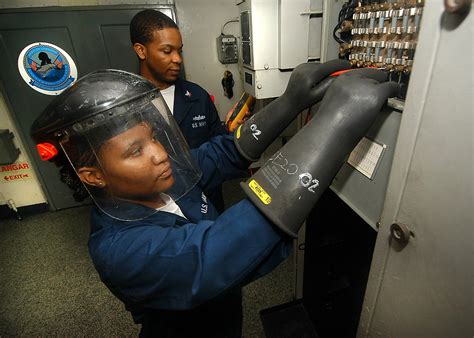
[390,222,414,245]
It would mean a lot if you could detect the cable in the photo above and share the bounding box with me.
[333,1,358,44]
[221,18,239,35]
[333,21,347,44]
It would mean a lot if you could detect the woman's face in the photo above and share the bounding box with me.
[96,122,175,202]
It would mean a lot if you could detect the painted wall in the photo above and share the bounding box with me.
[175,0,243,120]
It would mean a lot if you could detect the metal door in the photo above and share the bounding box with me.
[358,1,473,337]
[0,5,174,210]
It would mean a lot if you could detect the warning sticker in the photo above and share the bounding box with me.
[1,161,33,183]
[248,179,272,205]
[236,125,242,139]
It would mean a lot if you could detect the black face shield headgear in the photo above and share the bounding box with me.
[31,69,201,220]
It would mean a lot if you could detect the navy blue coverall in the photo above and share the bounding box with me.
[173,78,228,213]
[88,135,292,337]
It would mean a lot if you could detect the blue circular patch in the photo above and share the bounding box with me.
[18,42,77,95]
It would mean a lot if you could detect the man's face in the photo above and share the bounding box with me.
[96,122,175,203]
[140,28,183,89]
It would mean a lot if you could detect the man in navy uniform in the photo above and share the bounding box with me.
[130,9,228,212]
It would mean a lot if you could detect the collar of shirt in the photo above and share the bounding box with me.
[160,85,176,115]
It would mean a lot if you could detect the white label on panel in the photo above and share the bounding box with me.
[347,137,385,179]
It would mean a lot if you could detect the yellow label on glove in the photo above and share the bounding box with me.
[249,179,272,205]
[236,125,241,139]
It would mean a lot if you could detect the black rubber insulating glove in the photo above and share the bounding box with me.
[234,59,351,161]
[240,70,400,238]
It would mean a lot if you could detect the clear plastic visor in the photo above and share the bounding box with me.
[60,93,201,221]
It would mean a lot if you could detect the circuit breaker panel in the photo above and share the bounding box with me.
[335,0,424,98]
[323,0,425,231]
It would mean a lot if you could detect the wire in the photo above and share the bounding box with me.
[221,18,239,35]
[333,0,358,44]
[333,20,347,44]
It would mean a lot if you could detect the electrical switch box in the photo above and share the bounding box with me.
[216,34,238,64]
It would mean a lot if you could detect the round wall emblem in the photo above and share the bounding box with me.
[17,42,78,95]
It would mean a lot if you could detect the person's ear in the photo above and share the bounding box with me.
[77,166,107,188]
[133,43,147,61]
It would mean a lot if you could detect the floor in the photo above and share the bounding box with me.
[0,179,295,337]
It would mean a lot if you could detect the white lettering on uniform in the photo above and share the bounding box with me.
[191,115,207,129]
[201,193,208,214]
[193,115,206,121]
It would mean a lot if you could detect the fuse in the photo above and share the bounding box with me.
[414,7,422,32]
[390,12,398,34]
[402,9,409,33]
[377,11,385,33]
[369,12,376,33]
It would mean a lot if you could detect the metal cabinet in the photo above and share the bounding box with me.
[358,2,473,336]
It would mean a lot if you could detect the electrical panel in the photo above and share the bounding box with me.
[237,0,312,99]
[326,0,426,230]
[335,0,424,99]
[216,34,238,64]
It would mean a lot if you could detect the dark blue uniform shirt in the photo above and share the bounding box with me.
[173,78,227,149]
[88,135,292,336]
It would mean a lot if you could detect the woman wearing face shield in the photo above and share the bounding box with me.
[31,63,398,337]
[32,69,287,337]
